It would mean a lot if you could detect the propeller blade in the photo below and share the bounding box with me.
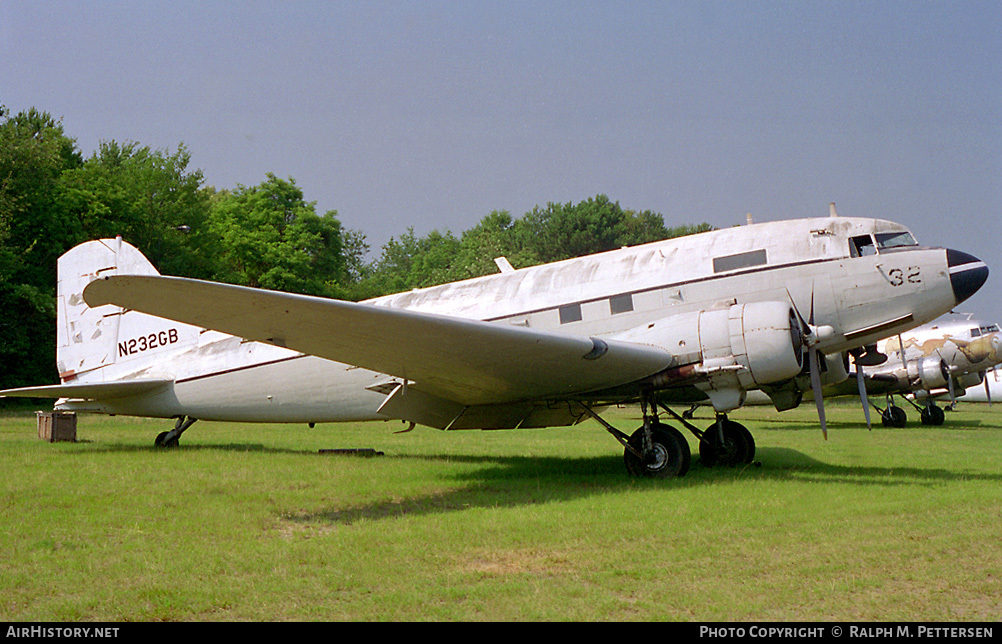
[785,288,810,334]
[856,365,871,430]
[936,349,956,408]
[986,374,992,406]
[809,348,828,440]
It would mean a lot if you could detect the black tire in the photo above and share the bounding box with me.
[154,431,179,448]
[699,419,752,467]
[624,423,690,478]
[881,405,907,428]
[733,422,755,464]
[920,404,945,426]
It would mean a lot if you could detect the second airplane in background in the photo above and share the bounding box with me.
[848,317,1002,427]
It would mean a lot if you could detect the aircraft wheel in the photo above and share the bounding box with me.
[624,423,690,478]
[881,406,907,428]
[734,422,755,463]
[154,431,179,448]
[699,419,752,467]
[920,405,945,426]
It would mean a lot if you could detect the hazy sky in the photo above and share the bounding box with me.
[3,1,999,323]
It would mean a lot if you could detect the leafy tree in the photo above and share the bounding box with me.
[352,197,714,298]
[0,107,83,389]
[207,174,346,297]
[512,195,639,264]
[55,140,216,278]
[350,228,462,298]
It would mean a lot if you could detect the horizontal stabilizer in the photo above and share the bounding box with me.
[0,379,172,400]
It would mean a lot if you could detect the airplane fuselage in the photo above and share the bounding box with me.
[51,215,982,425]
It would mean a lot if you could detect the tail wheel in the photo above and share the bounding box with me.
[624,422,691,478]
[699,419,754,467]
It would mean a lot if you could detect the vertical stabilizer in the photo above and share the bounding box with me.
[56,238,160,382]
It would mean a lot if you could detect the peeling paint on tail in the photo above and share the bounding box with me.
[56,237,160,382]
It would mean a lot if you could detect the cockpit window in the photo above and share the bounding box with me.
[874,231,918,250]
[850,231,917,257]
[849,235,876,257]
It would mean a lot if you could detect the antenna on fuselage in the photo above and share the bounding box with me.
[494,257,515,273]
[746,213,753,225]
[829,202,838,217]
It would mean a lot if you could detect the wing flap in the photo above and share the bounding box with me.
[376,383,589,430]
[83,275,673,405]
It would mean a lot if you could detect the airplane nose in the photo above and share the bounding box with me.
[947,249,989,305]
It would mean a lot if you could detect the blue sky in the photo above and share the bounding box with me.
[2,0,999,322]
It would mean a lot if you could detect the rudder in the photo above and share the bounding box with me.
[56,238,161,382]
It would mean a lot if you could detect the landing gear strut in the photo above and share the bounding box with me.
[868,395,907,428]
[155,416,197,448]
[893,393,946,426]
[582,392,756,477]
[698,416,755,467]
[623,422,690,478]
[581,394,689,478]
[920,403,945,426]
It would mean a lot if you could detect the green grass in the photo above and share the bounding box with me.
[1,401,1000,621]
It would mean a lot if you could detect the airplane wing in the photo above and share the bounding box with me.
[0,379,173,400]
[83,276,673,406]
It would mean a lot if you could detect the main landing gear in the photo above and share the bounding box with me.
[582,393,756,478]
[154,416,198,448]
[869,395,946,428]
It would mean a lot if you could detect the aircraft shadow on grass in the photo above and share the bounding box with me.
[281,445,1002,527]
[42,434,1000,525]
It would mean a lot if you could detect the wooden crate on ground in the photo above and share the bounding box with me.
[37,411,77,442]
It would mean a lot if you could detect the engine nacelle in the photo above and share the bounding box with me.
[623,301,805,392]
[700,301,805,388]
[819,352,850,386]
[954,371,982,390]
[907,356,949,390]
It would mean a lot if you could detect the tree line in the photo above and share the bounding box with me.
[0,105,712,390]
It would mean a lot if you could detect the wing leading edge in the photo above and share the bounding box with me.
[83,275,673,408]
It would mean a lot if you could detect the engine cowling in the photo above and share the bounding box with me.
[700,301,805,388]
[621,301,805,390]
[907,356,949,390]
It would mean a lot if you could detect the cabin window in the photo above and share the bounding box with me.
[849,235,876,257]
[610,294,634,315]
[559,303,582,324]
[971,328,981,338]
[712,249,767,273]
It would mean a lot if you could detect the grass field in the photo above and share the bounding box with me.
[1,401,1000,622]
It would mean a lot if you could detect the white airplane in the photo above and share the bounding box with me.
[0,207,989,478]
[841,316,1002,427]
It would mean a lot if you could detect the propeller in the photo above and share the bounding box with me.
[808,346,827,439]
[935,350,956,408]
[981,370,992,406]
[850,349,872,430]
[787,288,834,439]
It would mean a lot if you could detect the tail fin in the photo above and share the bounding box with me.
[57,238,161,382]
